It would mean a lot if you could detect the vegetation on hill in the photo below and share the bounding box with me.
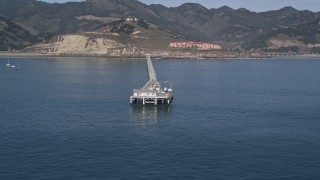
[242,19,320,51]
[94,18,181,49]
[0,16,39,51]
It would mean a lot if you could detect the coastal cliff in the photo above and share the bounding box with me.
[26,34,122,55]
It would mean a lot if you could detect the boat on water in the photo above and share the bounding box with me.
[15,60,21,70]
[10,65,16,68]
[6,59,10,67]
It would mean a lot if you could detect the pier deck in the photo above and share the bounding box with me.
[130,55,173,105]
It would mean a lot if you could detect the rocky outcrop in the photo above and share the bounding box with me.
[24,33,159,56]
[26,34,127,55]
[268,34,306,48]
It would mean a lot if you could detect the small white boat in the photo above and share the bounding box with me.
[16,60,21,70]
[11,65,16,68]
[6,59,10,67]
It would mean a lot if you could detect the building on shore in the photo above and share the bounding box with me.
[125,17,138,22]
[169,41,222,50]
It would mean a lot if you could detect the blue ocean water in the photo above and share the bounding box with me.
[1,57,320,179]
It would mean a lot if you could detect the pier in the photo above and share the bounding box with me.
[130,55,173,105]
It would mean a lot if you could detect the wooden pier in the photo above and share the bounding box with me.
[130,55,173,105]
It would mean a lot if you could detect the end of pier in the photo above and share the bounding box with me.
[130,55,173,105]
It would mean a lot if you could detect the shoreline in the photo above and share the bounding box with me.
[0,52,146,58]
[1,51,320,59]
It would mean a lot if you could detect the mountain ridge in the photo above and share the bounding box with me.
[0,0,319,53]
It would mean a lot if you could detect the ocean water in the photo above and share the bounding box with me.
[1,57,320,179]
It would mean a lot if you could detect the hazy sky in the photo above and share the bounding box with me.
[41,0,320,12]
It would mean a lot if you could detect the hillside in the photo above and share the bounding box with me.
[0,0,320,51]
[243,19,320,52]
[0,16,39,51]
[148,5,320,45]
[25,18,181,55]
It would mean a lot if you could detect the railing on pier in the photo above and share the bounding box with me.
[142,55,157,90]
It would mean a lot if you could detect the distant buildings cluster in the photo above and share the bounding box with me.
[169,41,222,50]
[125,17,138,22]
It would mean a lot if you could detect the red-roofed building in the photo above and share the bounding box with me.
[169,41,222,50]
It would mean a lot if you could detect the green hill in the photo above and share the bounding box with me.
[93,18,181,49]
[0,16,38,51]
[242,19,320,52]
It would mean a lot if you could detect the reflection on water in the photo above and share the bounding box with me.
[130,105,172,125]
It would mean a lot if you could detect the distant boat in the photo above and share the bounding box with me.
[10,64,16,68]
[6,59,10,67]
[16,60,21,70]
